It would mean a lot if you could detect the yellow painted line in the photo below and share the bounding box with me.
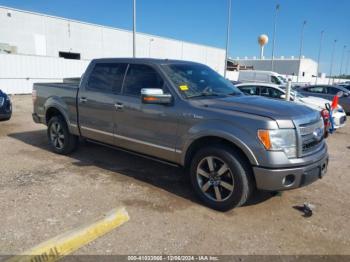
[7,207,129,262]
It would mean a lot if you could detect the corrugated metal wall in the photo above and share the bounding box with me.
[0,54,89,94]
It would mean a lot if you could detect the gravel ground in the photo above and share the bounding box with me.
[0,95,349,256]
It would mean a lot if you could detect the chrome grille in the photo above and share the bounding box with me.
[0,97,4,107]
[299,119,324,156]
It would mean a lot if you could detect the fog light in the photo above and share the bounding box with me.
[282,174,295,186]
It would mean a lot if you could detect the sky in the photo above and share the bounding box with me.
[0,0,349,74]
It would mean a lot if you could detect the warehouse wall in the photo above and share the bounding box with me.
[0,54,89,94]
[0,6,226,94]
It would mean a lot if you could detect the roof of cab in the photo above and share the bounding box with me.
[91,57,202,66]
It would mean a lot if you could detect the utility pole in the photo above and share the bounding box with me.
[329,39,337,85]
[297,20,307,83]
[315,30,324,84]
[339,45,347,78]
[271,3,280,71]
[224,0,232,78]
[346,50,350,76]
[133,0,136,58]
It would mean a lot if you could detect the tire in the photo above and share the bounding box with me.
[47,116,78,154]
[0,115,11,121]
[189,145,254,211]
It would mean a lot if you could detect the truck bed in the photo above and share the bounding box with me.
[32,82,79,128]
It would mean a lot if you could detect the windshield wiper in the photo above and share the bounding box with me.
[227,92,242,96]
[187,92,223,99]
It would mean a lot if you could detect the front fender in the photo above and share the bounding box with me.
[180,120,259,166]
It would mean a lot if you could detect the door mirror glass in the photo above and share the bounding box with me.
[141,88,172,105]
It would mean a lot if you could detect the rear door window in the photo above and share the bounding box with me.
[326,86,340,95]
[87,63,127,94]
[306,86,326,94]
[123,64,164,97]
[259,86,270,97]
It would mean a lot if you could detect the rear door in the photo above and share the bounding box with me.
[78,62,127,144]
[113,63,179,162]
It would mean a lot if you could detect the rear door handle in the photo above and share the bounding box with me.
[79,97,88,103]
[114,103,124,110]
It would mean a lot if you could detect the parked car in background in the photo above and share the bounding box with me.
[238,70,288,85]
[0,90,12,121]
[32,58,329,211]
[296,85,350,114]
[236,82,346,129]
[336,83,350,92]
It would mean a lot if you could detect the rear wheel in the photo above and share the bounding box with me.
[190,145,254,211]
[47,116,78,154]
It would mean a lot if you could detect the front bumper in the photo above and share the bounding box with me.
[0,112,11,120]
[0,101,12,120]
[253,153,329,191]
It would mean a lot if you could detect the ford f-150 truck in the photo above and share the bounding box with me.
[32,58,329,211]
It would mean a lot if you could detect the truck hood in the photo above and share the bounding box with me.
[191,95,319,121]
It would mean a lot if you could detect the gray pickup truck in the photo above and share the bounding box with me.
[33,58,328,211]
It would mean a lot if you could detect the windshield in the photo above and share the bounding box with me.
[162,63,243,98]
[277,75,287,84]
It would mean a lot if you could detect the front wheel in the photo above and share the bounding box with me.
[47,116,78,154]
[190,145,254,211]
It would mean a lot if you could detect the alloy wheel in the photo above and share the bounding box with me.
[50,122,65,150]
[196,156,234,202]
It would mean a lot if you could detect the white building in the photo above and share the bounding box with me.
[228,57,318,78]
[0,6,226,94]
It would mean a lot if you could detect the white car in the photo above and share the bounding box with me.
[236,82,347,129]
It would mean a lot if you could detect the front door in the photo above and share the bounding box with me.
[113,64,179,162]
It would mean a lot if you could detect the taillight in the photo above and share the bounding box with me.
[321,109,330,138]
[32,89,37,103]
[321,109,329,120]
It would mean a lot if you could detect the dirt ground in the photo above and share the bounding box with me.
[0,95,350,256]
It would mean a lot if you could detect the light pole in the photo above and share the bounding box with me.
[133,0,136,58]
[315,30,324,84]
[346,50,350,76]
[224,0,232,78]
[328,39,337,85]
[149,38,154,57]
[339,45,347,78]
[297,20,307,83]
[271,3,280,71]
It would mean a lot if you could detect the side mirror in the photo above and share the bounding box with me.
[336,91,344,98]
[280,94,286,99]
[141,88,172,105]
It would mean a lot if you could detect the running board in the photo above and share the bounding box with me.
[85,139,181,168]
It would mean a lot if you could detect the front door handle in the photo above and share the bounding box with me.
[79,97,88,103]
[114,103,124,110]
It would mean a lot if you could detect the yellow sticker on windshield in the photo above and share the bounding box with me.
[179,85,189,91]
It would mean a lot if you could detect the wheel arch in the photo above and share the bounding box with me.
[182,134,259,169]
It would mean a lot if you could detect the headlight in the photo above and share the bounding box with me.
[0,97,4,107]
[258,129,297,158]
